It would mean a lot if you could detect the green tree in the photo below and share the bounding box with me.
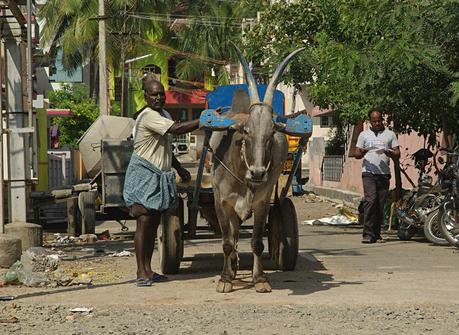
[48,84,99,148]
[245,0,459,141]
[39,0,170,98]
[157,0,267,86]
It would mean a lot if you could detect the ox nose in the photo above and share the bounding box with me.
[249,168,266,182]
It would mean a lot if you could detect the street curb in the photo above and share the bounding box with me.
[304,185,362,209]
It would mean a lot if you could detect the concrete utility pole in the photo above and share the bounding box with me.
[120,3,127,117]
[0,4,42,268]
[99,0,109,115]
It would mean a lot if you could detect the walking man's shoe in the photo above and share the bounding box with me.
[362,236,376,244]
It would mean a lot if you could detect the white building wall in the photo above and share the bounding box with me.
[276,83,333,173]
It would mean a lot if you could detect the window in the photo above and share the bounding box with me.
[168,108,188,122]
[320,116,335,128]
[192,108,203,120]
[178,110,187,122]
[142,64,161,76]
[49,48,82,83]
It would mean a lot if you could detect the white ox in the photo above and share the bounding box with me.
[210,45,304,293]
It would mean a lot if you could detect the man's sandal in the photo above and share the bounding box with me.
[150,273,168,282]
[136,278,153,287]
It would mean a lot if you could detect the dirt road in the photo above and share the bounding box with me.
[1,195,459,334]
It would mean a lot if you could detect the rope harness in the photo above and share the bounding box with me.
[207,146,246,185]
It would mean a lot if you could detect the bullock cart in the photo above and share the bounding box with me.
[31,86,312,276]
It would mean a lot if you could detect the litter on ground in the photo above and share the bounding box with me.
[303,214,358,226]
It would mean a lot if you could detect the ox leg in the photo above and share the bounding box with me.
[252,203,271,293]
[215,202,240,293]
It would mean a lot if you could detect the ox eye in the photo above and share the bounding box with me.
[243,126,249,134]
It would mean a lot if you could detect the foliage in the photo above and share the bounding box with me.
[169,0,266,86]
[39,0,266,89]
[325,117,346,155]
[244,0,338,83]
[48,84,99,148]
[245,0,459,140]
[39,0,170,74]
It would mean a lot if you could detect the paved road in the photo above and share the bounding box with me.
[1,196,459,334]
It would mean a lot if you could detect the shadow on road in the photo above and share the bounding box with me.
[14,279,136,301]
[176,250,363,296]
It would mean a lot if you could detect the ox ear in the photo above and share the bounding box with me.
[229,122,244,132]
[273,122,287,133]
[231,89,250,114]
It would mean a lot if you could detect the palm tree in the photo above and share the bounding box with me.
[167,0,268,86]
[39,0,172,100]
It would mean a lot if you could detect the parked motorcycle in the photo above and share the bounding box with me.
[437,148,459,248]
[395,148,448,244]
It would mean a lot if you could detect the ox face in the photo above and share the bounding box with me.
[241,105,276,185]
[230,43,305,186]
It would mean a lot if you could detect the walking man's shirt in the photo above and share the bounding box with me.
[356,128,399,175]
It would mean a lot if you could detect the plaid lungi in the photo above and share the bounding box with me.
[123,153,178,212]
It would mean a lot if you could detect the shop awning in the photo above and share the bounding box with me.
[165,89,207,105]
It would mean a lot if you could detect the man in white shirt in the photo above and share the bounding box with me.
[124,75,199,286]
[355,109,400,243]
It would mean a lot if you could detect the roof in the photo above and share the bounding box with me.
[311,106,334,117]
[165,89,208,105]
[46,109,74,116]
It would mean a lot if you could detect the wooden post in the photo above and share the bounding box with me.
[67,197,78,237]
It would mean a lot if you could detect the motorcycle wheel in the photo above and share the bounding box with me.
[397,223,417,240]
[440,208,459,248]
[423,209,449,245]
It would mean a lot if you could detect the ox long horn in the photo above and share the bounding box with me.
[263,48,305,106]
[230,42,260,104]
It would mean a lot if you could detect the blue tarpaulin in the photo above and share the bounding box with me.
[205,84,285,116]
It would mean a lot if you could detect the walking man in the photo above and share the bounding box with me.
[123,74,200,286]
[355,109,400,243]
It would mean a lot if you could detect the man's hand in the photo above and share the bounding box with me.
[384,149,394,157]
[384,147,400,159]
[355,147,369,159]
[177,167,191,183]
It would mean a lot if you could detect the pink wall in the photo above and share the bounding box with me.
[309,126,441,195]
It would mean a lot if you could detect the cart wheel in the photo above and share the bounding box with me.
[268,198,299,271]
[158,206,183,274]
[177,198,185,261]
[77,190,96,235]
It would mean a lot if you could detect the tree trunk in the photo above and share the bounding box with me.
[393,158,403,200]
[441,114,453,148]
[393,126,403,200]
[89,60,99,101]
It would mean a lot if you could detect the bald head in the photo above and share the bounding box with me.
[368,109,384,132]
[143,75,165,110]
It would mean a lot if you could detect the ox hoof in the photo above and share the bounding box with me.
[216,280,233,293]
[254,281,272,293]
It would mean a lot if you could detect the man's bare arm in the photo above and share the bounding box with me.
[172,155,191,182]
[167,119,200,135]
